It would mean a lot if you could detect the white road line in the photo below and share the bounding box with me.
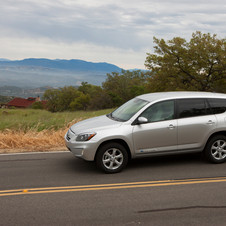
[0,151,70,156]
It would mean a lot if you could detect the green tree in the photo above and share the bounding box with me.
[43,86,79,112]
[102,70,148,107]
[70,92,90,111]
[31,101,44,109]
[42,89,60,112]
[145,31,226,92]
[78,82,114,110]
[57,86,80,111]
[89,90,113,110]
[78,82,93,95]
[78,82,103,98]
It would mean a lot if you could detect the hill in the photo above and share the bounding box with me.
[0,95,15,104]
[0,85,54,99]
[0,58,121,72]
[0,58,122,88]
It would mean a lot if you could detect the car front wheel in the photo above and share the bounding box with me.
[96,142,128,173]
[204,135,226,163]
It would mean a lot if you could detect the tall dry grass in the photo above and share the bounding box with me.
[0,108,113,152]
[0,118,83,151]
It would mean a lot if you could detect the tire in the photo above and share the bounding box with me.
[204,135,226,163]
[96,142,128,173]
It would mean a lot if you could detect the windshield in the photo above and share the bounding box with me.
[108,98,149,122]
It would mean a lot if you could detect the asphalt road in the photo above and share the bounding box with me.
[1,151,226,225]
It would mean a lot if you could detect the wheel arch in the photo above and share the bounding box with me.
[204,131,226,150]
[94,139,131,161]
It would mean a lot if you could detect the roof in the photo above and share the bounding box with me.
[137,91,226,103]
[7,97,36,108]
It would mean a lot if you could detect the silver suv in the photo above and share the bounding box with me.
[65,92,226,173]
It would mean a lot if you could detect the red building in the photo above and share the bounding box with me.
[7,97,47,109]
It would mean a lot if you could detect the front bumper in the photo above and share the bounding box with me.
[64,130,97,161]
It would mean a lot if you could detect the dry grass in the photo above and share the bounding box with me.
[0,108,113,153]
[0,118,83,152]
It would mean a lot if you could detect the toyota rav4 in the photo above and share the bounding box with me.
[65,92,226,173]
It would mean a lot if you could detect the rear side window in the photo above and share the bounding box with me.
[178,99,211,118]
[208,98,226,114]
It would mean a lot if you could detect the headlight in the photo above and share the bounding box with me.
[76,133,96,142]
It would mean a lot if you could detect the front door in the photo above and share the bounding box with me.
[132,100,177,155]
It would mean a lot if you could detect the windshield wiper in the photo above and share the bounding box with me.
[107,113,121,121]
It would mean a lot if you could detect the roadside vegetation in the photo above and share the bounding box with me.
[0,108,112,151]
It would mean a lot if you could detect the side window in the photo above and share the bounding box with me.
[208,98,226,114]
[140,100,175,122]
[178,99,210,118]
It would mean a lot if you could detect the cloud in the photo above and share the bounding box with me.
[0,0,226,69]
[0,36,147,69]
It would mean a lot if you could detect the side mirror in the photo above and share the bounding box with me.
[137,117,148,124]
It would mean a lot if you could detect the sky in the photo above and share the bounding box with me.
[0,0,226,69]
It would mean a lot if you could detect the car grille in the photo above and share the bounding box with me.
[66,132,71,141]
[66,129,75,141]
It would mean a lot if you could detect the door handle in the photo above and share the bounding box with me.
[207,120,215,125]
[167,124,175,130]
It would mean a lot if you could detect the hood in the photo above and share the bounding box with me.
[70,115,122,134]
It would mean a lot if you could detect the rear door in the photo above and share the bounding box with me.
[177,98,217,151]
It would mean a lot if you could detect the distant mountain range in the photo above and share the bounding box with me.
[0,58,122,88]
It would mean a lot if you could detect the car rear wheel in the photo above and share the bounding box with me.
[204,135,226,163]
[96,142,128,173]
